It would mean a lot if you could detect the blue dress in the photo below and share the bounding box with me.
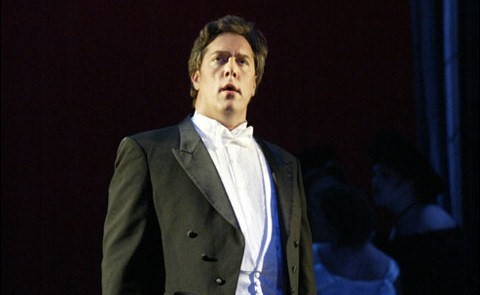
[313,243,399,295]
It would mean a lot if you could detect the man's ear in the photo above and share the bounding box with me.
[252,76,257,96]
[191,71,200,90]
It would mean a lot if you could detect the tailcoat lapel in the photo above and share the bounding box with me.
[257,139,295,238]
[172,117,240,229]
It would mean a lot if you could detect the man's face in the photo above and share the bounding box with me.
[191,33,257,127]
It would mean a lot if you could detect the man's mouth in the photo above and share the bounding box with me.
[220,83,240,94]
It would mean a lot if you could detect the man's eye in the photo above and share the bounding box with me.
[214,56,227,63]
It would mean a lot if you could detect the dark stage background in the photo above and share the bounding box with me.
[2,1,415,294]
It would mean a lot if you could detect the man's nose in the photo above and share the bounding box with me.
[224,58,238,78]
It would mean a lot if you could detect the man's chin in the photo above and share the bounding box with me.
[224,92,238,100]
[221,98,236,109]
[222,105,235,114]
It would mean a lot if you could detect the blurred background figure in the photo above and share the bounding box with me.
[300,147,401,295]
[299,146,348,244]
[369,132,471,294]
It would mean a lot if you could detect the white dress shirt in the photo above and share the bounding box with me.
[191,112,284,295]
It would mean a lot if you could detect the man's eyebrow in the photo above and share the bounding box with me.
[235,53,253,60]
[210,50,253,59]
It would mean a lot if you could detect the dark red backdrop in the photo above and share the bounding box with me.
[2,1,414,294]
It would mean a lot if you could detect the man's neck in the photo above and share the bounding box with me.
[195,110,246,130]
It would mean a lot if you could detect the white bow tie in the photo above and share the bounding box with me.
[217,126,254,148]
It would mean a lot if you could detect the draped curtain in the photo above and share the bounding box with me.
[410,0,478,275]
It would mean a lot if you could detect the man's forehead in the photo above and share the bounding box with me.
[205,33,254,56]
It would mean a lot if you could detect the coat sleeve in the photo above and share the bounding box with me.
[101,137,165,295]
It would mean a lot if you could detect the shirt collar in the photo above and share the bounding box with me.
[191,111,254,149]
